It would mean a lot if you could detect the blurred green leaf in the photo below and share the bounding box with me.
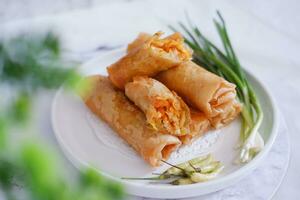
[80,169,125,200]
[43,32,61,56]
[0,32,124,200]
[0,32,80,91]
[8,93,31,124]
[0,158,15,190]
[20,136,63,200]
[0,118,7,149]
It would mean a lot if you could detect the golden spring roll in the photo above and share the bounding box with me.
[107,32,192,89]
[82,75,181,167]
[125,76,191,136]
[156,61,242,128]
[178,110,210,145]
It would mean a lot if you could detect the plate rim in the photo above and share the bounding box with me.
[51,48,279,198]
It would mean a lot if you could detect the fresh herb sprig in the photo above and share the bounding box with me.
[171,12,264,163]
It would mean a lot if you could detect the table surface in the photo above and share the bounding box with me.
[1,0,300,199]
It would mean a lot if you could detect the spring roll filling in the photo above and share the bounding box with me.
[149,97,186,135]
[149,32,191,61]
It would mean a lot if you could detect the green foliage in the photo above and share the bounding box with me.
[0,157,18,191]
[21,143,61,200]
[0,118,7,148]
[0,32,78,90]
[79,169,124,200]
[0,33,124,200]
[8,93,31,124]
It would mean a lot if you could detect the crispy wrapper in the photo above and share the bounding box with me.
[156,61,242,128]
[107,32,192,89]
[178,110,210,145]
[82,75,181,167]
[127,32,151,53]
[125,76,191,136]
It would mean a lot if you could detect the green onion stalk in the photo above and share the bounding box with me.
[170,11,264,163]
[122,154,224,185]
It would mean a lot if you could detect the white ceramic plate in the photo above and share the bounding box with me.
[51,49,278,199]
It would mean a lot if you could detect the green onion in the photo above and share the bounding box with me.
[171,178,193,185]
[122,154,224,185]
[171,11,264,163]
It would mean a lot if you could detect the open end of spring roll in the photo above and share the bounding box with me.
[178,110,210,145]
[156,61,241,128]
[210,99,241,128]
[125,76,191,136]
[149,32,191,61]
[81,75,181,167]
[107,32,192,89]
[144,135,181,166]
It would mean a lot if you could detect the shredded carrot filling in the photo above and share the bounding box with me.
[150,34,191,61]
[152,99,182,134]
[153,99,170,108]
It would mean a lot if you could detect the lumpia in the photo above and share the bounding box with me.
[125,76,191,136]
[156,61,241,128]
[81,75,181,167]
[107,32,192,89]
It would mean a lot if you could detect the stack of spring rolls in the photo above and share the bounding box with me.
[81,32,241,167]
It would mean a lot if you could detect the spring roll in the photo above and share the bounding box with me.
[81,75,181,167]
[156,61,241,128]
[178,110,210,145]
[125,76,191,136]
[107,32,192,89]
